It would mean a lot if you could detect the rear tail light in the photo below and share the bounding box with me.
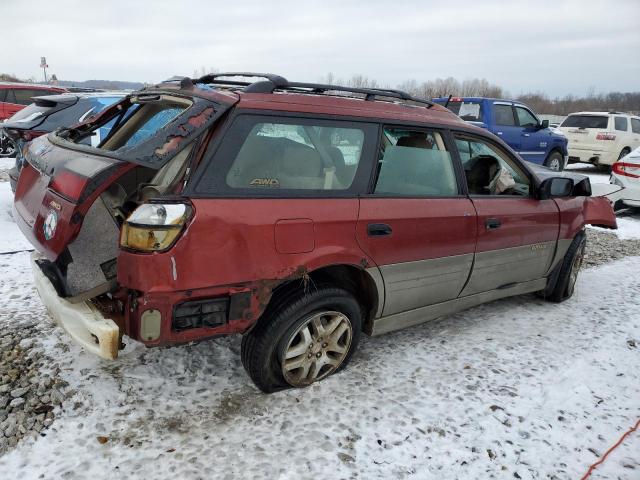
[120,202,192,252]
[596,132,616,141]
[612,162,640,178]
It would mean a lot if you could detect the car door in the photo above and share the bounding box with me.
[490,101,522,153]
[356,126,476,316]
[515,105,547,164]
[452,132,560,296]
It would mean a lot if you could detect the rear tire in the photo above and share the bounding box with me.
[543,231,586,303]
[544,151,564,171]
[241,286,362,393]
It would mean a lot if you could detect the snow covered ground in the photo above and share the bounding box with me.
[0,163,639,479]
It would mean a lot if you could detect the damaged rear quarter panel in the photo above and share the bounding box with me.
[116,198,375,342]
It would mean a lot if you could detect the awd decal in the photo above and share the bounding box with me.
[250,178,280,187]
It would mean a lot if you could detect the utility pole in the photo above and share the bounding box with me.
[40,57,48,83]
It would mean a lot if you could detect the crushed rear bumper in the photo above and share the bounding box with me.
[31,252,120,360]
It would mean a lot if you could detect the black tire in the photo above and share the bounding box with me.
[0,131,17,158]
[543,231,586,303]
[618,148,631,161]
[241,286,362,393]
[544,150,564,171]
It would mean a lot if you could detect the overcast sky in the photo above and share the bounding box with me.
[3,0,639,97]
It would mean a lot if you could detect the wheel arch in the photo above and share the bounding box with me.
[259,263,383,335]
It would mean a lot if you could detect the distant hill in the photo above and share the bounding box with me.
[57,79,145,91]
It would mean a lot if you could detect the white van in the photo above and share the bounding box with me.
[560,112,640,168]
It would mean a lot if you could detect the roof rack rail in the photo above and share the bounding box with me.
[191,72,434,108]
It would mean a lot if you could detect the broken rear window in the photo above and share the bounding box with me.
[48,93,232,169]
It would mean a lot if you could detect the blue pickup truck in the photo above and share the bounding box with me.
[432,97,568,171]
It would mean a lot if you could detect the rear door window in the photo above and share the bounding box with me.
[0,89,6,102]
[561,115,609,129]
[614,116,628,132]
[631,118,640,134]
[373,127,458,196]
[196,114,377,195]
[494,104,516,126]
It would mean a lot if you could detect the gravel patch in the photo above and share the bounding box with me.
[584,228,640,268]
[0,323,69,455]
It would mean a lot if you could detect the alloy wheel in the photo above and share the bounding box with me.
[281,311,353,386]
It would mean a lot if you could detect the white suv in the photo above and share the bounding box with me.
[560,112,640,168]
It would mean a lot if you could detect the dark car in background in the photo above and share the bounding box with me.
[0,82,66,121]
[2,92,125,190]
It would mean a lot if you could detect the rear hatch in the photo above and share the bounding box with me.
[14,88,237,300]
[559,114,611,152]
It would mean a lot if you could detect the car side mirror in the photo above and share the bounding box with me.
[538,177,573,199]
[539,119,549,129]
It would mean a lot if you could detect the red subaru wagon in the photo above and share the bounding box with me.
[13,73,617,392]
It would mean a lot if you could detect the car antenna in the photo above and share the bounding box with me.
[444,94,453,109]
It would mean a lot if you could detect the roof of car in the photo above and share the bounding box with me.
[568,111,636,116]
[433,95,526,105]
[31,91,128,102]
[0,82,66,90]
[142,73,470,129]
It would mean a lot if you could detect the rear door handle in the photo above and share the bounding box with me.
[485,218,502,230]
[367,223,392,236]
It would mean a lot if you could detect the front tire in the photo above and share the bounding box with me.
[544,231,586,303]
[241,286,362,393]
[544,150,564,171]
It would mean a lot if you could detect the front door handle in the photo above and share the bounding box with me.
[522,133,530,137]
[485,218,502,230]
[367,223,392,236]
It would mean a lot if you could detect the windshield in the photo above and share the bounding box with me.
[444,101,483,121]
[561,115,609,129]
